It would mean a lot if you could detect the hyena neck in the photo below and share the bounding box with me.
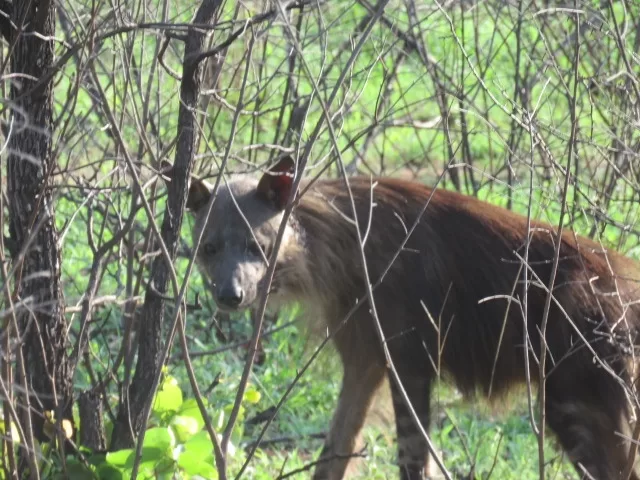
[287,181,364,322]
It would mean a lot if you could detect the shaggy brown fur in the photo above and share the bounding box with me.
[170,157,640,480]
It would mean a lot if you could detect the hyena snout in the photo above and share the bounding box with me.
[215,280,245,310]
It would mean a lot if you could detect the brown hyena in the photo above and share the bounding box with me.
[165,157,640,480]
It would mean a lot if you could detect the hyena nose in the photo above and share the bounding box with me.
[217,284,244,309]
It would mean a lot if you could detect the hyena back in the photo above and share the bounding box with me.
[170,157,640,480]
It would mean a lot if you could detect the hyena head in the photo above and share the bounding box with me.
[171,157,304,312]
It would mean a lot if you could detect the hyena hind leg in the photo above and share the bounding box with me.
[545,369,639,480]
[312,360,385,480]
[389,370,433,480]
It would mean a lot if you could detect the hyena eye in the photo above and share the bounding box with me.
[201,242,218,256]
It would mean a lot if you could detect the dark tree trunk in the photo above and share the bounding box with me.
[110,0,224,450]
[78,390,106,451]
[7,0,73,446]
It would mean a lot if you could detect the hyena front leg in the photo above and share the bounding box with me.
[312,360,385,480]
[389,370,433,480]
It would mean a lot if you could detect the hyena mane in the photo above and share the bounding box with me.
[166,157,640,480]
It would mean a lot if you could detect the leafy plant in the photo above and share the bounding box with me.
[36,371,261,479]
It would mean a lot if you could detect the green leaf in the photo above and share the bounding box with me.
[106,449,134,467]
[96,464,125,480]
[0,420,21,444]
[244,388,261,404]
[139,457,176,479]
[138,447,167,465]
[86,453,107,467]
[177,398,206,431]
[184,431,215,459]
[141,427,175,462]
[177,449,218,478]
[441,422,455,437]
[105,429,174,472]
[171,415,200,443]
[153,376,183,415]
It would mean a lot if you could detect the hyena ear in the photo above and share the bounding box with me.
[160,161,212,212]
[256,155,296,210]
